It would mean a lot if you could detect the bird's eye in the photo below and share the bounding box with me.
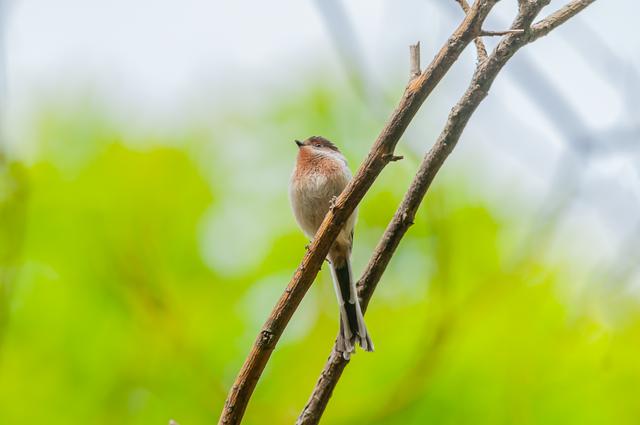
[314,144,322,148]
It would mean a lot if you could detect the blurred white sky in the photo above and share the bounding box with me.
[2,0,640,277]
[4,1,637,119]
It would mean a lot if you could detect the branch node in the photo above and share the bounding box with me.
[383,153,404,162]
[454,0,488,64]
[401,212,414,227]
[258,329,276,349]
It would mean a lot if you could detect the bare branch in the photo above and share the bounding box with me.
[217,2,502,424]
[455,0,487,63]
[530,0,597,40]
[383,153,404,162]
[480,28,525,36]
[454,0,471,14]
[409,41,421,80]
[296,1,597,423]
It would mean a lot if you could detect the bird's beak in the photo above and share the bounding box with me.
[295,140,303,148]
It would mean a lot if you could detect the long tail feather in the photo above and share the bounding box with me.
[330,259,374,358]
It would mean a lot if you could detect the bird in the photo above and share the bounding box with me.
[289,136,374,359]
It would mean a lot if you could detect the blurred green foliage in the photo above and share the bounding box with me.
[1,83,640,425]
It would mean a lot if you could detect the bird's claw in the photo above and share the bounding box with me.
[329,196,338,210]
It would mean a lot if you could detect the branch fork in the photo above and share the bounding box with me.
[218,1,597,424]
[296,1,597,424]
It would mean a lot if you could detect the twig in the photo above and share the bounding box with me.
[454,0,471,14]
[409,41,421,80]
[455,0,488,63]
[480,28,525,36]
[296,1,596,424]
[217,2,501,424]
[530,0,597,39]
[382,153,404,162]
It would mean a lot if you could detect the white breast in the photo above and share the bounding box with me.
[289,157,354,240]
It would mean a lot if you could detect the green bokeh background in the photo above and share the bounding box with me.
[1,82,639,425]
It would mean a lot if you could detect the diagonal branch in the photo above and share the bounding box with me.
[530,0,596,40]
[296,1,597,424]
[217,1,501,424]
[455,0,488,62]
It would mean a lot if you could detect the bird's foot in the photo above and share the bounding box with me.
[329,195,338,210]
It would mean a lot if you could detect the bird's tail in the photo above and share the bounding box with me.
[329,258,374,359]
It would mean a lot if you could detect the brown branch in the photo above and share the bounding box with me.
[217,2,501,424]
[296,1,597,424]
[382,153,404,162]
[454,0,471,14]
[480,28,525,36]
[409,41,421,80]
[530,0,597,40]
[455,0,488,63]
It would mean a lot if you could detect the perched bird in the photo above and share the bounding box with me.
[289,136,373,359]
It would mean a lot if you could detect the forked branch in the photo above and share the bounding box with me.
[455,0,488,62]
[296,1,596,424]
[217,1,501,424]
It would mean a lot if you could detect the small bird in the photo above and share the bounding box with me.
[289,136,373,359]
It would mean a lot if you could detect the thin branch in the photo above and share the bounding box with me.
[454,0,471,14]
[480,28,525,36]
[409,41,421,80]
[530,0,597,40]
[383,153,404,162]
[217,2,501,424]
[296,1,597,423]
[455,0,488,63]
